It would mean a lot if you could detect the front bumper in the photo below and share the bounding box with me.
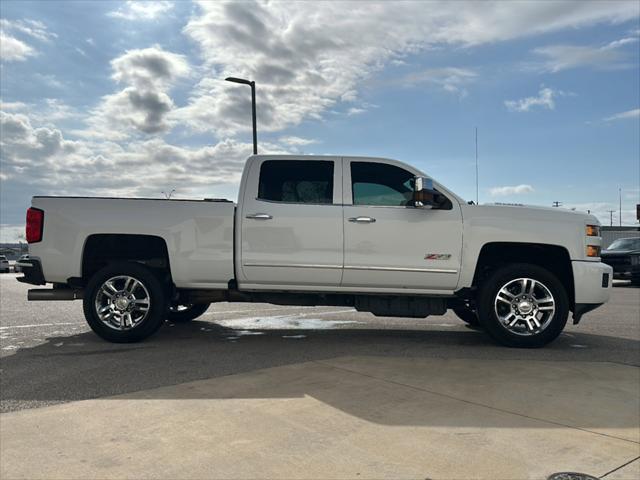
[16,258,46,285]
[571,260,612,323]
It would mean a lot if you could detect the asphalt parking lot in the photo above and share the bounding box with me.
[1,273,639,479]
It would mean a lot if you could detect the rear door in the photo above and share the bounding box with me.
[342,158,462,291]
[238,157,343,287]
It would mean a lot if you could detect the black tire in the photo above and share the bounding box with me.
[167,303,211,323]
[83,262,167,343]
[477,263,569,348]
[453,307,481,326]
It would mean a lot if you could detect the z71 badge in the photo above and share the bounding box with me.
[424,253,452,260]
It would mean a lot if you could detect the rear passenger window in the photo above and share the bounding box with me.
[258,160,334,204]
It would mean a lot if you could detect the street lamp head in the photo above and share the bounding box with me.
[225,77,253,86]
[224,76,258,154]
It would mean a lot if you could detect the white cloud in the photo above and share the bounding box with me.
[0,100,28,111]
[401,67,478,97]
[108,1,174,21]
[177,0,638,137]
[346,107,366,116]
[110,46,189,89]
[0,19,56,42]
[505,87,563,112]
[0,32,35,62]
[531,36,638,72]
[34,73,64,89]
[0,19,56,62]
[489,185,535,196]
[0,225,26,243]
[83,47,190,139]
[604,108,640,121]
[278,136,318,147]
[0,109,268,196]
[0,98,80,123]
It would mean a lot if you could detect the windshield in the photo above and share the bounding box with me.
[607,238,640,251]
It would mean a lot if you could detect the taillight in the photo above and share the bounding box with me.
[26,207,44,243]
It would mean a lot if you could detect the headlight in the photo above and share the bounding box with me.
[586,225,600,237]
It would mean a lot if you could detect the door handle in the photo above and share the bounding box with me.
[348,216,376,223]
[246,213,273,220]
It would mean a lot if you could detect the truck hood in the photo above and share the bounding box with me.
[602,249,640,255]
[472,203,597,225]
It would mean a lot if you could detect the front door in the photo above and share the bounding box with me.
[342,159,462,291]
[239,157,343,287]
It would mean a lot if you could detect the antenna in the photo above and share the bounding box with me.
[475,127,479,204]
[606,209,615,226]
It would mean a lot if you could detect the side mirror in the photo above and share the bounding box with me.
[413,176,436,208]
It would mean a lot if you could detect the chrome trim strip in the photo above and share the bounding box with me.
[243,263,342,269]
[243,263,458,274]
[344,265,458,274]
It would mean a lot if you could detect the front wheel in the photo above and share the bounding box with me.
[167,303,210,323]
[83,262,167,343]
[477,263,569,348]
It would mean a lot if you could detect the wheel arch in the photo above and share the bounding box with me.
[471,242,575,309]
[81,234,172,285]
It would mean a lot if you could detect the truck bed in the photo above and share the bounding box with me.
[29,197,236,289]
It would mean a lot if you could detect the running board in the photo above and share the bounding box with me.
[28,289,83,301]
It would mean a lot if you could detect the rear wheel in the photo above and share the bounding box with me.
[167,303,210,323]
[83,262,167,343]
[477,263,569,348]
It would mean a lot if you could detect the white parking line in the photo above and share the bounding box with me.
[0,322,85,330]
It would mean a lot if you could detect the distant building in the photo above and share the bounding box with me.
[601,226,640,249]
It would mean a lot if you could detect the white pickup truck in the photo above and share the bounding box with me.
[18,155,612,347]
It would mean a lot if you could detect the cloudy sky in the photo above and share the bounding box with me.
[1,0,639,241]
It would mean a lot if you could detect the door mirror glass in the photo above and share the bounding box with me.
[413,176,436,208]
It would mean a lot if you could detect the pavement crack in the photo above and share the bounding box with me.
[601,455,640,478]
[314,360,639,446]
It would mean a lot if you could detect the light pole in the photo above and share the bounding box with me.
[225,77,258,155]
[619,187,622,227]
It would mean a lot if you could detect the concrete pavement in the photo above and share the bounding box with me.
[1,356,638,479]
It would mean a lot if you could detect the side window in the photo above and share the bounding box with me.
[258,160,334,204]
[351,162,414,206]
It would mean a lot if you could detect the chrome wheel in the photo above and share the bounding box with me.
[494,277,555,336]
[94,275,150,330]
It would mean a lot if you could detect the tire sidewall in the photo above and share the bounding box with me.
[83,262,167,343]
[478,263,569,348]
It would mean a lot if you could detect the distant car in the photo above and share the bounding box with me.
[601,237,640,285]
[13,254,29,273]
[0,255,9,273]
